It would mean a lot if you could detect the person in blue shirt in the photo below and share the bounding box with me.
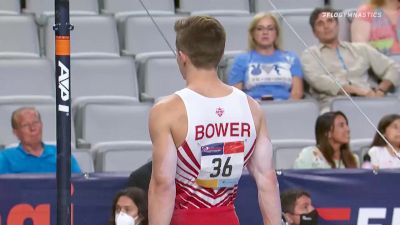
[0,107,81,174]
[228,12,304,101]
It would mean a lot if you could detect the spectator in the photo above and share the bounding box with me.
[281,189,318,225]
[0,107,81,174]
[148,15,281,225]
[361,153,374,169]
[301,7,399,111]
[294,111,359,169]
[110,187,148,225]
[368,114,400,169]
[127,161,152,192]
[228,12,304,101]
[351,0,400,56]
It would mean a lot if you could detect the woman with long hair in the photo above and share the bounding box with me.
[294,111,359,168]
[368,114,400,169]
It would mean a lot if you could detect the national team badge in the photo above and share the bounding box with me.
[216,107,224,117]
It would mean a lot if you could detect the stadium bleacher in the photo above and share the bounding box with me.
[75,102,152,148]
[0,15,40,58]
[0,0,21,15]
[179,0,250,15]
[0,0,399,172]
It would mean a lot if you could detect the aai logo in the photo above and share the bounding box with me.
[58,61,70,113]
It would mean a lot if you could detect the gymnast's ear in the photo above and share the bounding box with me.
[177,50,189,65]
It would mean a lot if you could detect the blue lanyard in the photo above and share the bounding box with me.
[336,47,348,71]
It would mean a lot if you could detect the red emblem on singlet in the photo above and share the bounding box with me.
[216,107,224,117]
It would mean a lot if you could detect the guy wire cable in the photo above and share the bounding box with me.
[138,0,177,57]
[138,0,400,159]
[266,0,399,160]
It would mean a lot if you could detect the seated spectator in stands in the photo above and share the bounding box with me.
[110,187,148,225]
[351,0,400,56]
[294,111,359,169]
[0,107,81,174]
[301,7,399,111]
[228,12,304,101]
[127,161,152,192]
[368,114,400,169]
[281,189,318,225]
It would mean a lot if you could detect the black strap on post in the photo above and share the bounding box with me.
[54,0,73,224]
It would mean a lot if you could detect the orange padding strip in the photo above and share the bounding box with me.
[55,36,70,56]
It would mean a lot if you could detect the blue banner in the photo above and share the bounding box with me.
[0,173,127,225]
[0,170,399,225]
[235,169,400,225]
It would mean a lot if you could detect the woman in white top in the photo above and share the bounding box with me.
[368,114,400,169]
[294,111,359,169]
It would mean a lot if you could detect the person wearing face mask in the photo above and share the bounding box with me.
[281,189,319,225]
[110,187,148,225]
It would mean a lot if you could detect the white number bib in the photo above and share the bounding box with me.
[196,141,244,189]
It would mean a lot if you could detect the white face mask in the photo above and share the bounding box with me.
[115,211,138,225]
